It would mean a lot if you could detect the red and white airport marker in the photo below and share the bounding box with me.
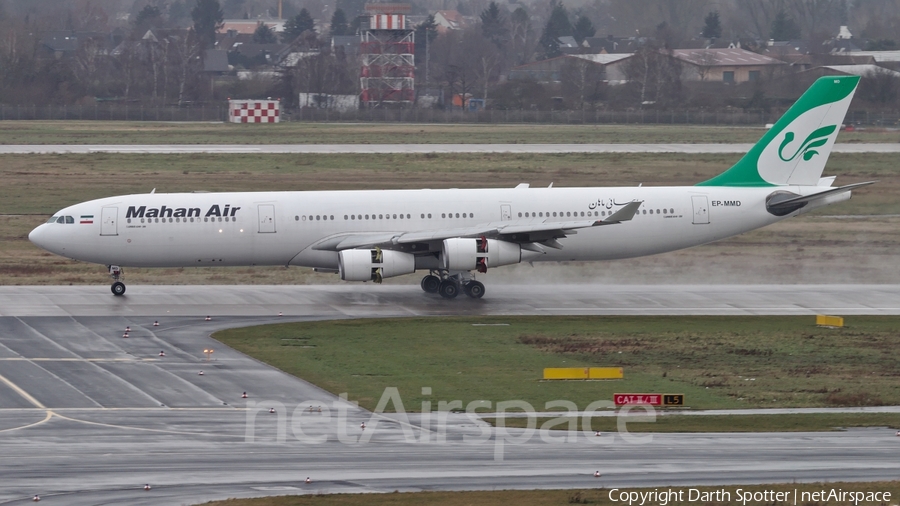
[159,351,165,357]
[153,320,159,326]
[198,370,204,376]
[144,484,151,491]
[242,392,248,399]
[205,316,211,321]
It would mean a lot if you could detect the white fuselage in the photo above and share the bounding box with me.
[28,185,815,271]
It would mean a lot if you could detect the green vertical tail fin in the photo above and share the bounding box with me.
[697,75,859,187]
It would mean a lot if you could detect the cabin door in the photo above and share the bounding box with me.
[691,196,709,225]
[258,204,276,233]
[100,207,118,236]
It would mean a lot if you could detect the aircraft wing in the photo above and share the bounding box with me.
[312,200,642,251]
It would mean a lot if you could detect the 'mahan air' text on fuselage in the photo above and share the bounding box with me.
[126,205,241,219]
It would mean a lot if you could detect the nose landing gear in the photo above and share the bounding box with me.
[109,265,126,296]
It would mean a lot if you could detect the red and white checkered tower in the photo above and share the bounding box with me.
[360,3,414,106]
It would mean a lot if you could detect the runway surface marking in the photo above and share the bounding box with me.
[0,411,52,434]
[0,372,45,409]
[48,410,249,438]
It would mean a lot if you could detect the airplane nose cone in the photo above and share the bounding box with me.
[29,224,51,252]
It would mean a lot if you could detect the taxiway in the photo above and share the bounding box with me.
[0,285,898,505]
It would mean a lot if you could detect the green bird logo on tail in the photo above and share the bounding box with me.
[777,125,837,162]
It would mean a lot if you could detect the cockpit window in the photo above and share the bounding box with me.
[65,216,74,224]
[56,216,66,224]
[48,216,60,224]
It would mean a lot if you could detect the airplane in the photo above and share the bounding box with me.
[29,75,873,299]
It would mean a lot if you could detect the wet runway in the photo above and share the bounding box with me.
[2,143,900,154]
[0,285,898,505]
[3,284,900,317]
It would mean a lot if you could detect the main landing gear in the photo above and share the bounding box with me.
[109,265,126,296]
[420,271,485,300]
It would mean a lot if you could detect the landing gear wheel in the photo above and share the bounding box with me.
[111,281,126,296]
[421,275,441,293]
[464,281,485,299]
[438,280,460,299]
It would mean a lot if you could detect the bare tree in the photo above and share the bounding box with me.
[787,0,845,39]
[694,51,719,81]
[172,30,203,105]
[737,0,787,39]
[71,35,109,96]
[623,43,681,108]
[560,57,604,110]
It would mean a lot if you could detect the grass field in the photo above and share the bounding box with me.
[212,316,900,413]
[0,151,897,286]
[1,120,898,145]
[490,412,900,432]
[199,481,900,506]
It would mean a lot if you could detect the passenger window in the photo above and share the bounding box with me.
[428,214,432,218]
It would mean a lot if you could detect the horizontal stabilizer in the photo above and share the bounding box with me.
[766,181,875,216]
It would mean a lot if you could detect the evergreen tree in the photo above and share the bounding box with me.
[252,22,277,43]
[134,5,164,33]
[539,0,573,59]
[282,8,316,43]
[770,9,801,41]
[414,15,438,86]
[480,2,508,49]
[509,6,533,65]
[701,11,721,39]
[415,14,438,44]
[572,15,595,45]
[330,8,349,36]
[191,0,224,49]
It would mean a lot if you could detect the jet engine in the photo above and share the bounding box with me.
[339,248,415,283]
[442,237,525,273]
